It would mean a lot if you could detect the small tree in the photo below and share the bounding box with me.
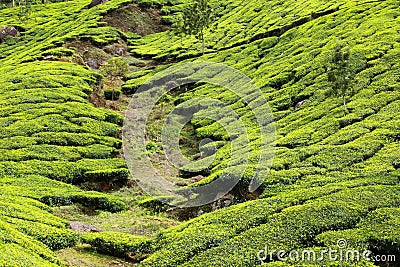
[18,0,35,39]
[100,57,128,101]
[325,43,356,113]
[175,0,214,55]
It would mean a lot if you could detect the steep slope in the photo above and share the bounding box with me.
[121,0,400,266]
[0,0,399,266]
[0,0,136,265]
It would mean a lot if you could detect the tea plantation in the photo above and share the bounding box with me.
[1,0,399,266]
[125,0,400,265]
[0,0,135,265]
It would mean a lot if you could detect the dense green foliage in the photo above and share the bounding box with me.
[123,0,400,266]
[82,231,153,257]
[1,0,399,266]
[0,0,133,265]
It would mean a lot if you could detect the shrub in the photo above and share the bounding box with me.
[1,216,78,250]
[0,221,60,265]
[0,243,59,267]
[104,89,121,100]
[317,207,400,255]
[83,168,129,183]
[81,232,153,258]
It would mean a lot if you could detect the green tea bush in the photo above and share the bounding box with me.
[0,1,136,264]
[153,185,400,266]
[0,221,60,265]
[82,232,153,258]
[0,243,60,267]
[83,168,129,183]
[141,175,399,266]
[317,207,400,254]
[1,216,78,250]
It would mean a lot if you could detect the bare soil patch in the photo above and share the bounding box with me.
[102,3,169,36]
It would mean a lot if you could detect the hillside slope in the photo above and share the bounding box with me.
[123,0,400,266]
[0,0,135,265]
[0,0,399,266]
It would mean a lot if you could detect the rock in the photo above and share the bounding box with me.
[175,180,189,186]
[86,0,109,9]
[85,56,107,69]
[69,221,102,232]
[114,46,125,56]
[43,55,54,60]
[189,175,205,183]
[197,209,205,216]
[223,199,232,207]
[85,57,99,69]
[211,193,234,211]
[126,252,150,263]
[165,81,178,90]
[0,26,19,43]
[294,99,309,110]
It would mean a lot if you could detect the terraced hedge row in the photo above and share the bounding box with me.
[139,176,399,266]
[82,231,153,257]
[122,0,400,265]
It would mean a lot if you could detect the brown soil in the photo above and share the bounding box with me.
[101,3,169,36]
[62,39,128,113]
[64,39,130,68]
[88,84,107,109]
